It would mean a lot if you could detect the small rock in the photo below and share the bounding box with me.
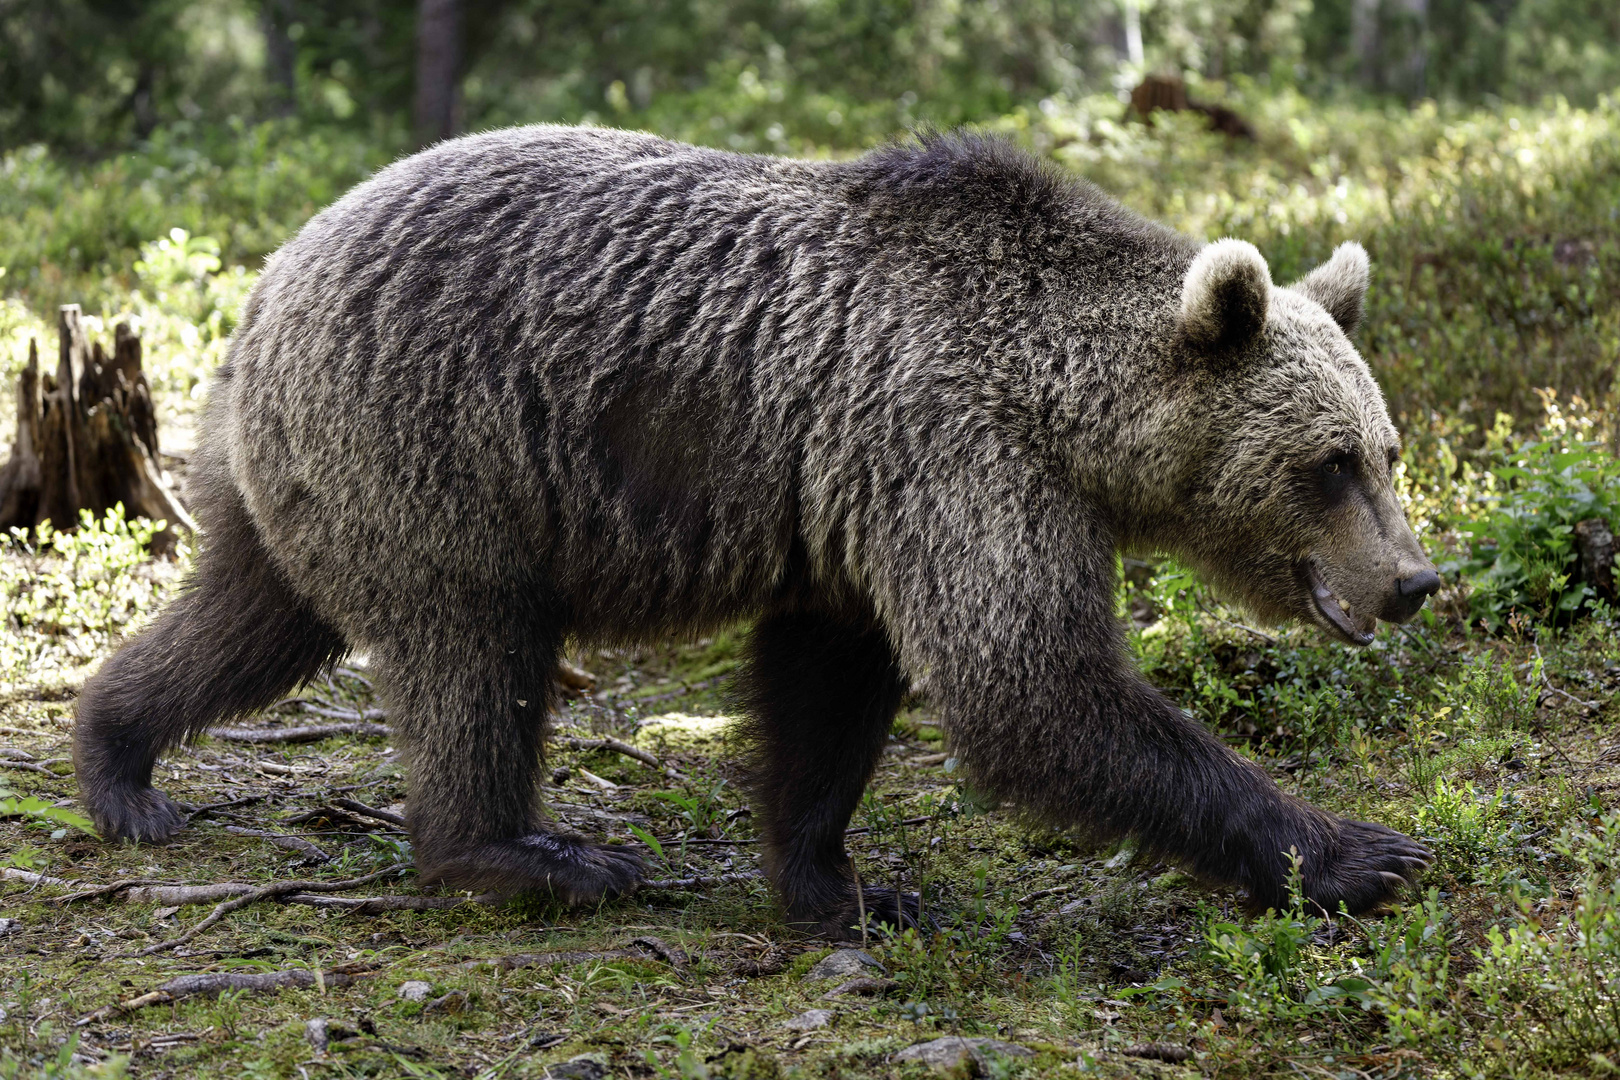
[822,976,898,999]
[398,980,432,1002]
[804,948,886,981]
[895,1037,1033,1073]
[543,1053,607,1080]
[305,1018,330,1055]
[0,918,19,935]
[782,1008,834,1031]
[423,989,468,1014]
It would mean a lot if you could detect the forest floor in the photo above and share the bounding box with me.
[2,610,1618,1079]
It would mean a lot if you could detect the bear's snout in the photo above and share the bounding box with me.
[1382,565,1440,623]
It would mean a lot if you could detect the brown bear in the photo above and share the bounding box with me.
[74,128,1435,936]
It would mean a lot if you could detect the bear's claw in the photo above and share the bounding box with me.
[84,783,187,844]
[422,832,644,906]
[1296,817,1432,915]
[802,886,924,941]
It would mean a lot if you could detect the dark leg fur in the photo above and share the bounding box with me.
[378,589,641,904]
[738,607,913,939]
[74,492,347,843]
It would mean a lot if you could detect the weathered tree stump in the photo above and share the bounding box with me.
[0,305,194,539]
[1575,517,1615,604]
[1127,75,1256,140]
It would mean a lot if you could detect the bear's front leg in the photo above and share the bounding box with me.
[736,607,921,939]
[873,487,1429,916]
[375,594,642,904]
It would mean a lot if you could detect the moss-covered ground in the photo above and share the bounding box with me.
[3,600,1619,1078]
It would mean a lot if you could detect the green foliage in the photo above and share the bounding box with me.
[1466,814,1620,1071]
[0,784,96,851]
[1442,399,1620,629]
[1014,89,1620,430]
[0,119,399,312]
[1455,653,1540,734]
[1413,777,1516,875]
[2,506,187,688]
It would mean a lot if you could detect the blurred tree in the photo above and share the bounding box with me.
[259,0,297,116]
[414,0,462,143]
[0,0,1616,153]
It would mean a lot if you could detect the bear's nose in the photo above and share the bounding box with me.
[1385,567,1440,622]
[1398,568,1440,600]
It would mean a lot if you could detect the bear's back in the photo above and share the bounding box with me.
[210,127,1187,642]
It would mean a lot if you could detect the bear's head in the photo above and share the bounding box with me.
[1167,239,1438,645]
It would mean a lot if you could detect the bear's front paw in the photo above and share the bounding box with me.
[1291,818,1430,916]
[83,783,187,843]
[423,833,644,905]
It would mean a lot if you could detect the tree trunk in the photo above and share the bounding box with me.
[0,306,194,542]
[260,0,298,118]
[414,0,463,147]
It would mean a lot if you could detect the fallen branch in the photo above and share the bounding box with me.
[223,826,332,863]
[467,936,687,972]
[60,881,256,906]
[2,867,69,887]
[842,816,934,837]
[0,749,69,777]
[332,798,406,827]
[186,794,268,820]
[284,893,495,914]
[560,737,661,770]
[208,722,391,744]
[642,871,761,891]
[138,865,408,956]
[77,963,381,1026]
[1017,884,1074,904]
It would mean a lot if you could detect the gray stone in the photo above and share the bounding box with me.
[894,1037,1034,1073]
[398,980,432,1002]
[803,948,886,981]
[782,1008,834,1031]
[543,1054,607,1080]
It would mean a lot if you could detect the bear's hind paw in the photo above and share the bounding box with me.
[83,783,187,844]
[424,833,644,906]
[798,886,926,941]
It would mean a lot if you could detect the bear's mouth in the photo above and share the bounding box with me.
[1306,561,1375,646]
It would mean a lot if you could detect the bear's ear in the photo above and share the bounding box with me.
[1288,241,1369,334]
[1179,238,1271,355]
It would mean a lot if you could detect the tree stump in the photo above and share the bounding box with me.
[1127,75,1256,140]
[0,305,194,540]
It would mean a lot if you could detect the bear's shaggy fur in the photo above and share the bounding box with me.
[75,127,1435,935]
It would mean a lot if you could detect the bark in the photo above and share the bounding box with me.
[0,306,194,541]
[260,0,297,117]
[414,0,463,146]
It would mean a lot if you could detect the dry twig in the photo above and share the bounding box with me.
[209,722,390,744]
[642,871,761,890]
[77,964,380,1026]
[223,825,332,863]
[560,736,662,770]
[332,798,406,826]
[138,865,407,955]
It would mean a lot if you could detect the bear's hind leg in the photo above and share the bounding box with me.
[380,592,641,904]
[74,492,347,843]
[738,607,912,939]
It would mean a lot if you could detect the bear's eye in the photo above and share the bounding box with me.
[1317,452,1355,499]
[1320,453,1352,476]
